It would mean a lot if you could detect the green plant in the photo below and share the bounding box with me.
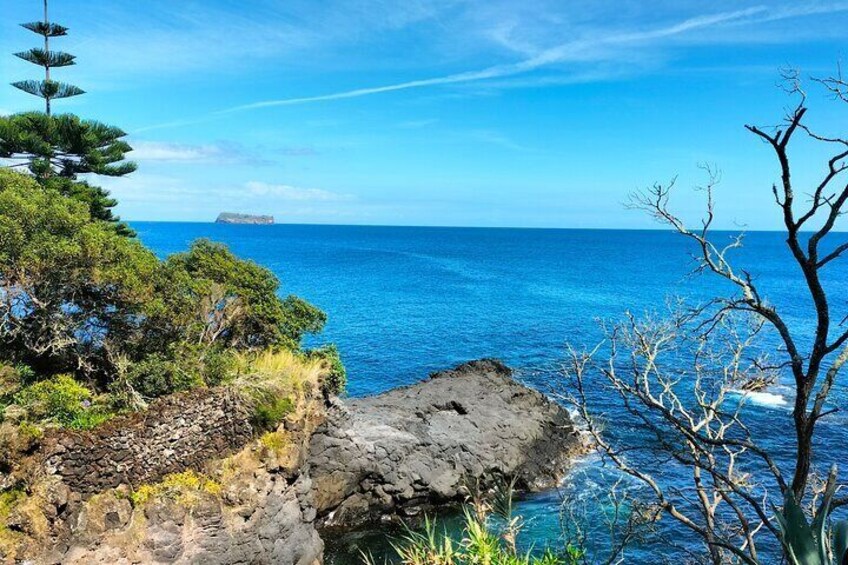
[144,240,326,352]
[13,375,92,426]
[251,396,294,431]
[12,374,114,429]
[12,0,83,115]
[366,480,583,565]
[775,466,848,565]
[130,470,222,507]
[0,487,26,546]
[308,344,347,395]
[0,170,157,379]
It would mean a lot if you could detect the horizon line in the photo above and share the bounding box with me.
[125,219,838,234]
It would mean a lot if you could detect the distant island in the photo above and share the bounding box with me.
[216,212,275,225]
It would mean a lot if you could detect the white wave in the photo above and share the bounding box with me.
[730,389,788,407]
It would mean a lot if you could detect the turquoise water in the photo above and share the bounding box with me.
[133,223,848,561]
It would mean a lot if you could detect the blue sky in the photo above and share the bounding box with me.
[1,0,847,229]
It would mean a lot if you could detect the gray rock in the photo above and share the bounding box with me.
[308,359,581,526]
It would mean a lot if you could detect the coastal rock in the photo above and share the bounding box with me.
[308,359,582,526]
[3,359,580,564]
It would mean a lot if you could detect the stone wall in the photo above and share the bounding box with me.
[41,387,254,495]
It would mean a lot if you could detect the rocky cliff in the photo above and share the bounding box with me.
[309,359,582,527]
[0,360,582,565]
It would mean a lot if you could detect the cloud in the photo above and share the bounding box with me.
[217,7,766,113]
[129,141,270,165]
[465,130,530,152]
[244,181,350,201]
[280,146,320,157]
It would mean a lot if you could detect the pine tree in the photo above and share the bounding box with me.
[12,0,84,115]
[1,0,136,236]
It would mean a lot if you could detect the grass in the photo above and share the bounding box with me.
[0,487,25,549]
[129,470,222,507]
[364,480,584,565]
[231,349,328,430]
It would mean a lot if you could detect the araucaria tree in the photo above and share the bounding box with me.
[565,69,848,564]
[12,0,84,115]
[1,0,134,233]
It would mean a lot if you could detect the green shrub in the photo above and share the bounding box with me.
[0,169,158,379]
[13,374,114,429]
[14,375,92,426]
[125,354,203,399]
[308,344,347,395]
[251,396,294,431]
[143,240,327,353]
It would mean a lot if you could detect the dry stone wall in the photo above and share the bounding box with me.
[41,387,254,495]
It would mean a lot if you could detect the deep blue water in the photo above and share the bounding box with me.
[133,223,848,561]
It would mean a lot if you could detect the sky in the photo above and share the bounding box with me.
[1,0,848,229]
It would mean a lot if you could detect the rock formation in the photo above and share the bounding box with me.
[309,359,582,526]
[1,360,582,564]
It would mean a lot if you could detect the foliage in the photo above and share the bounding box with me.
[231,348,328,430]
[259,430,289,452]
[42,176,133,236]
[129,470,222,507]
[774,467,848,565]
[367,506,581,565]
[0,169,157,378]
[0,487,25,546]
[142,239,326,353]
[12,0,83,115]
[308,344,347,395]
[0,113,135,179]
[0,170,328,407]
[251,396,294,430]
[12,374,113,429]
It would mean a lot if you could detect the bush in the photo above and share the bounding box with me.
[308,344,347,394]
[366,481,584,565]
[0,170,333,407]
[369,508,581,565]
[250,396,294,431]
[143,240,326,352]
[0,169,157,379]
[12,374,113,429]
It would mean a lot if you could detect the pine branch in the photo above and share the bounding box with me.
[11,80,85,100]
[20,21,68,37]
[14,48,76,68]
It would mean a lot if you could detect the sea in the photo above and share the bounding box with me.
[133,222,848,562]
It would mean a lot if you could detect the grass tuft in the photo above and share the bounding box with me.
[130,470,221,507]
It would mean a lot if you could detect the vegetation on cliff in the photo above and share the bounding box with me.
[365,481,582,565]
[0,1,344,440]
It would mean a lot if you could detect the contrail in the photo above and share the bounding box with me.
[217,6,766,114]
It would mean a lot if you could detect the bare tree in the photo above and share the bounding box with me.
[562,69,848,563]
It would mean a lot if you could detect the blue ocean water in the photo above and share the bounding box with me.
[133,223,848,561]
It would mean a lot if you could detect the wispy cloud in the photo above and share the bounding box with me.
[244,181,350,201]
[280,146,320,157]
[218,7,765,113]
[465,129,531,152]
[130,141,269,165]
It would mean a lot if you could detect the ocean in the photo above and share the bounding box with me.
[133,222,848,562]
